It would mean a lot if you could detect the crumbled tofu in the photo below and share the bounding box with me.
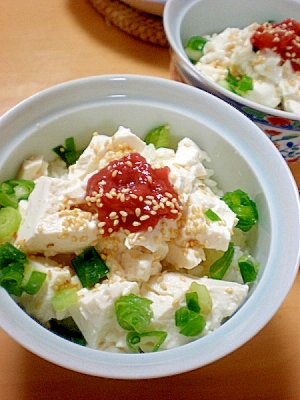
[17,257,81,323]
[68,126,146,182]
[18,155,48,181]
[243,80,281,108]
[68,134,110,181]
[140,272,249,350]
[120,249,162,282]
[69,279,140,349]
[15,176,98,256]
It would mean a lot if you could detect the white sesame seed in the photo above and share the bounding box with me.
[140,215,150,221]
[132,221,141,226]
[120,193,126,202]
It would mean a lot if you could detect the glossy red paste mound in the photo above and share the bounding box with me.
[251,18,300,72]
[86,153,181,235]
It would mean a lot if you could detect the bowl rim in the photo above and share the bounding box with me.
[0,74,299,379]
[163,0,300,121]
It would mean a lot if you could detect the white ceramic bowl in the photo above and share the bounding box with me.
[163,0,300,164]
[0,75,299,379]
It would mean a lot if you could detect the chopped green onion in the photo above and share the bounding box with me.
[52,137,83,167]
[184,36,208,62]
[115,293,153,334]
[186,291,200,313]
[126,331,167,353]
[225,68,238,87]
[0,242,27,270]
[126,331,141,353]
[71,246,109,288]
[205,208,222,222]
[22,270,47,295]
[0,242,27,269]
[179,314,206,336]
[141,331,167,352]
[0,243,47,297]
[175,306,206,336]
[0,243,26,296]
[175,305,190,328]
[49,317,87,346]
[0,262,24,296]
[209,242,234,280]
[0,207,22,240]
[223,68,253,96]
[221,189,258,232]
[189,282,212,315]
[175,282,212,337]
[238,254,259,283]
[51,287,78,312]
[0,179,34,208]
[237,74,253,93]
[144,124,170,149]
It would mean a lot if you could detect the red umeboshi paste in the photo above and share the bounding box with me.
[250,18,300,71]
[86,153,181,235]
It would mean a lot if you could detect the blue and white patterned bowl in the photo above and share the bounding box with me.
[164,0,300,165]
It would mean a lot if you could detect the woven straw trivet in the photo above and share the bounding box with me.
[89,0,168,47]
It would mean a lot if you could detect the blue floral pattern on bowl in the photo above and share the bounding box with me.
[237,105,300,163]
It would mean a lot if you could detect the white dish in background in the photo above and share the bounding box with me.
[0,75,299,379]
[121,0,165,16]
